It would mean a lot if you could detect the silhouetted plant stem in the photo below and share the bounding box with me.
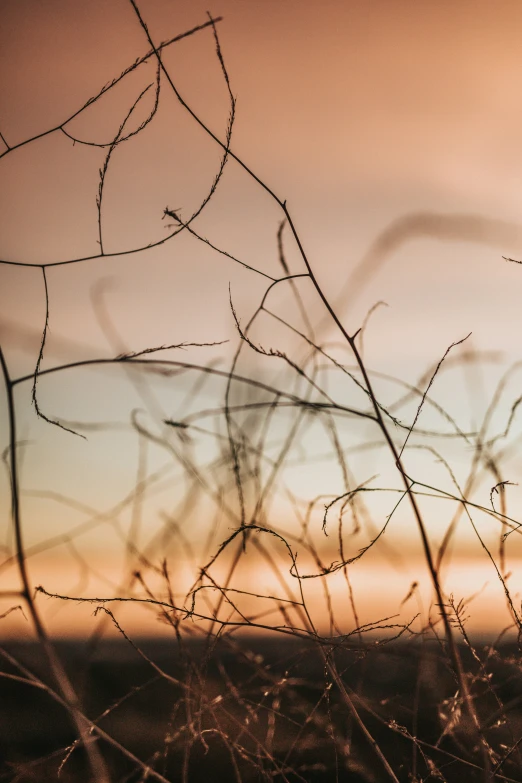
[0,346,111,783]
[127,4,492,770]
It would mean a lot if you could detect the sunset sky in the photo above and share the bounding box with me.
[2,0,522,638]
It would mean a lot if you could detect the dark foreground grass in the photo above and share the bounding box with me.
[2,637,522,783]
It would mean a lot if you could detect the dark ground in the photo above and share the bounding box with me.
[1,636,522,782]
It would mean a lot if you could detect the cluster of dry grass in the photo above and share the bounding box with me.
[2,4,522,782]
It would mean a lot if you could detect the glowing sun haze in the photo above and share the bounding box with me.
[2,0,522,638]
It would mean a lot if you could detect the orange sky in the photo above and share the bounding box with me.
[2,0,522,639]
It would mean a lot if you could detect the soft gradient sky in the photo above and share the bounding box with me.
[3,0,522,638]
